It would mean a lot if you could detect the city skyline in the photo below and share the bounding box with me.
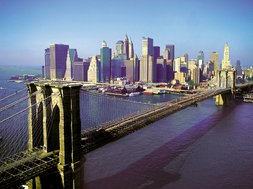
[1,0,253,67]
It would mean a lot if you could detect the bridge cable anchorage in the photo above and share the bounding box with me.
[0,88,27,102]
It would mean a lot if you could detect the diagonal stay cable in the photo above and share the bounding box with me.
[0,90,41,113]
[0,88,27,102]
[0,94,52,125]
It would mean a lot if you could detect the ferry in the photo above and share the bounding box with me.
[129,92,141,97]
[143,90,153,95]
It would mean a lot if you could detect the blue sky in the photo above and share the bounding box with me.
[0,0,253,67]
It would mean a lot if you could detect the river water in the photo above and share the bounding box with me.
[1,66,253,188]
[83,98,253,189]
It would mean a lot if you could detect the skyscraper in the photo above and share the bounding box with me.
[197,51,204,69]
[73,59,89,81]
[164,45,175,82]
[165,45,175,60]
[100,41,112,82]
[221,43,232,69]
[142,37,153,56]
[49,44,69,80]
[65,49,78,81]
[88,56,100,83]
[123,35,129,59]
[42,66,45,78]
[236,60,242,76]
[153,46,160,60]
[129,38,134,59]
[173,57,181,72]
[156,57,167,82]
[210,51,219,73]
[140,37,156,82]
[44,48,50,79]
[115,40,124,56]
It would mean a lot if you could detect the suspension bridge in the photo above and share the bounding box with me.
[0,69,253,188]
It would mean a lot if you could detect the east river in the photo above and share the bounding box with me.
[0,66,253,189]
[83,99,253,189]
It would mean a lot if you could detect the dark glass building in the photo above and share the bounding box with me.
[44,48,50,79]
[49,44,69,80]
[100,41,111,82]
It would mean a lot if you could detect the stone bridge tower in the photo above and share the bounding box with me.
[26,81,82,189]
[216,69,236,105]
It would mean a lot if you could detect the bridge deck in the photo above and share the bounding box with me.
[0,148,59,188]
[81,88,231,152]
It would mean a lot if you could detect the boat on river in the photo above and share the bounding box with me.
[243,93,253,102]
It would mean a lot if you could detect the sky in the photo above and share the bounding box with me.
[0,0,253,67]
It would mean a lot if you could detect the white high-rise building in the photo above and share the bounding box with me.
[140,37,156,82]
[221,43,232,69]
[173,57,181,72]
[88,56,100,83]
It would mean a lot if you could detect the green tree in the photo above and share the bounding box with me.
[188,80,195,86]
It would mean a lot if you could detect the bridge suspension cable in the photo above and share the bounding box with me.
[0,89,41,113]
[0,88,27,102]
[0,92,60,158]
[0,91,50,125]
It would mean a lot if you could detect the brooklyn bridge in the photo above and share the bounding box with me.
[0,69,252,189]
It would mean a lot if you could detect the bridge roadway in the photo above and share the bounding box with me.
[81,88,232,152]
[0,148,59,188]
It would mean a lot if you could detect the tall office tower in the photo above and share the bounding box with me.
[188,59,196,80]
[184,53,189,64]
[174,72,186,84]
[129,38,134,59]
[133,54,140,82]
[221,43,232,69]
[49,44,69,80]
[65,49,78,81]
[125,59,135,83]
[163,49,170,60]
[236,60,242,76]
[193,67,200,85]
[115,40,124,56]
[164,45,175,82]
[173,57,181,72]
[44,48,50,79]
[73,59,90,81]
[111,56,124,79]
[142,37,154,56]
[100,41,112,82]
[156,57,167,82]
[165,45,175,60]
[210,51,219,73]
[42,66,45,78]
[197,51,204,69]
[88,56,100,83]
[140,37,156,82]
[203,61,214,79]
[123,35,129,59]
[153,46,160,59]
